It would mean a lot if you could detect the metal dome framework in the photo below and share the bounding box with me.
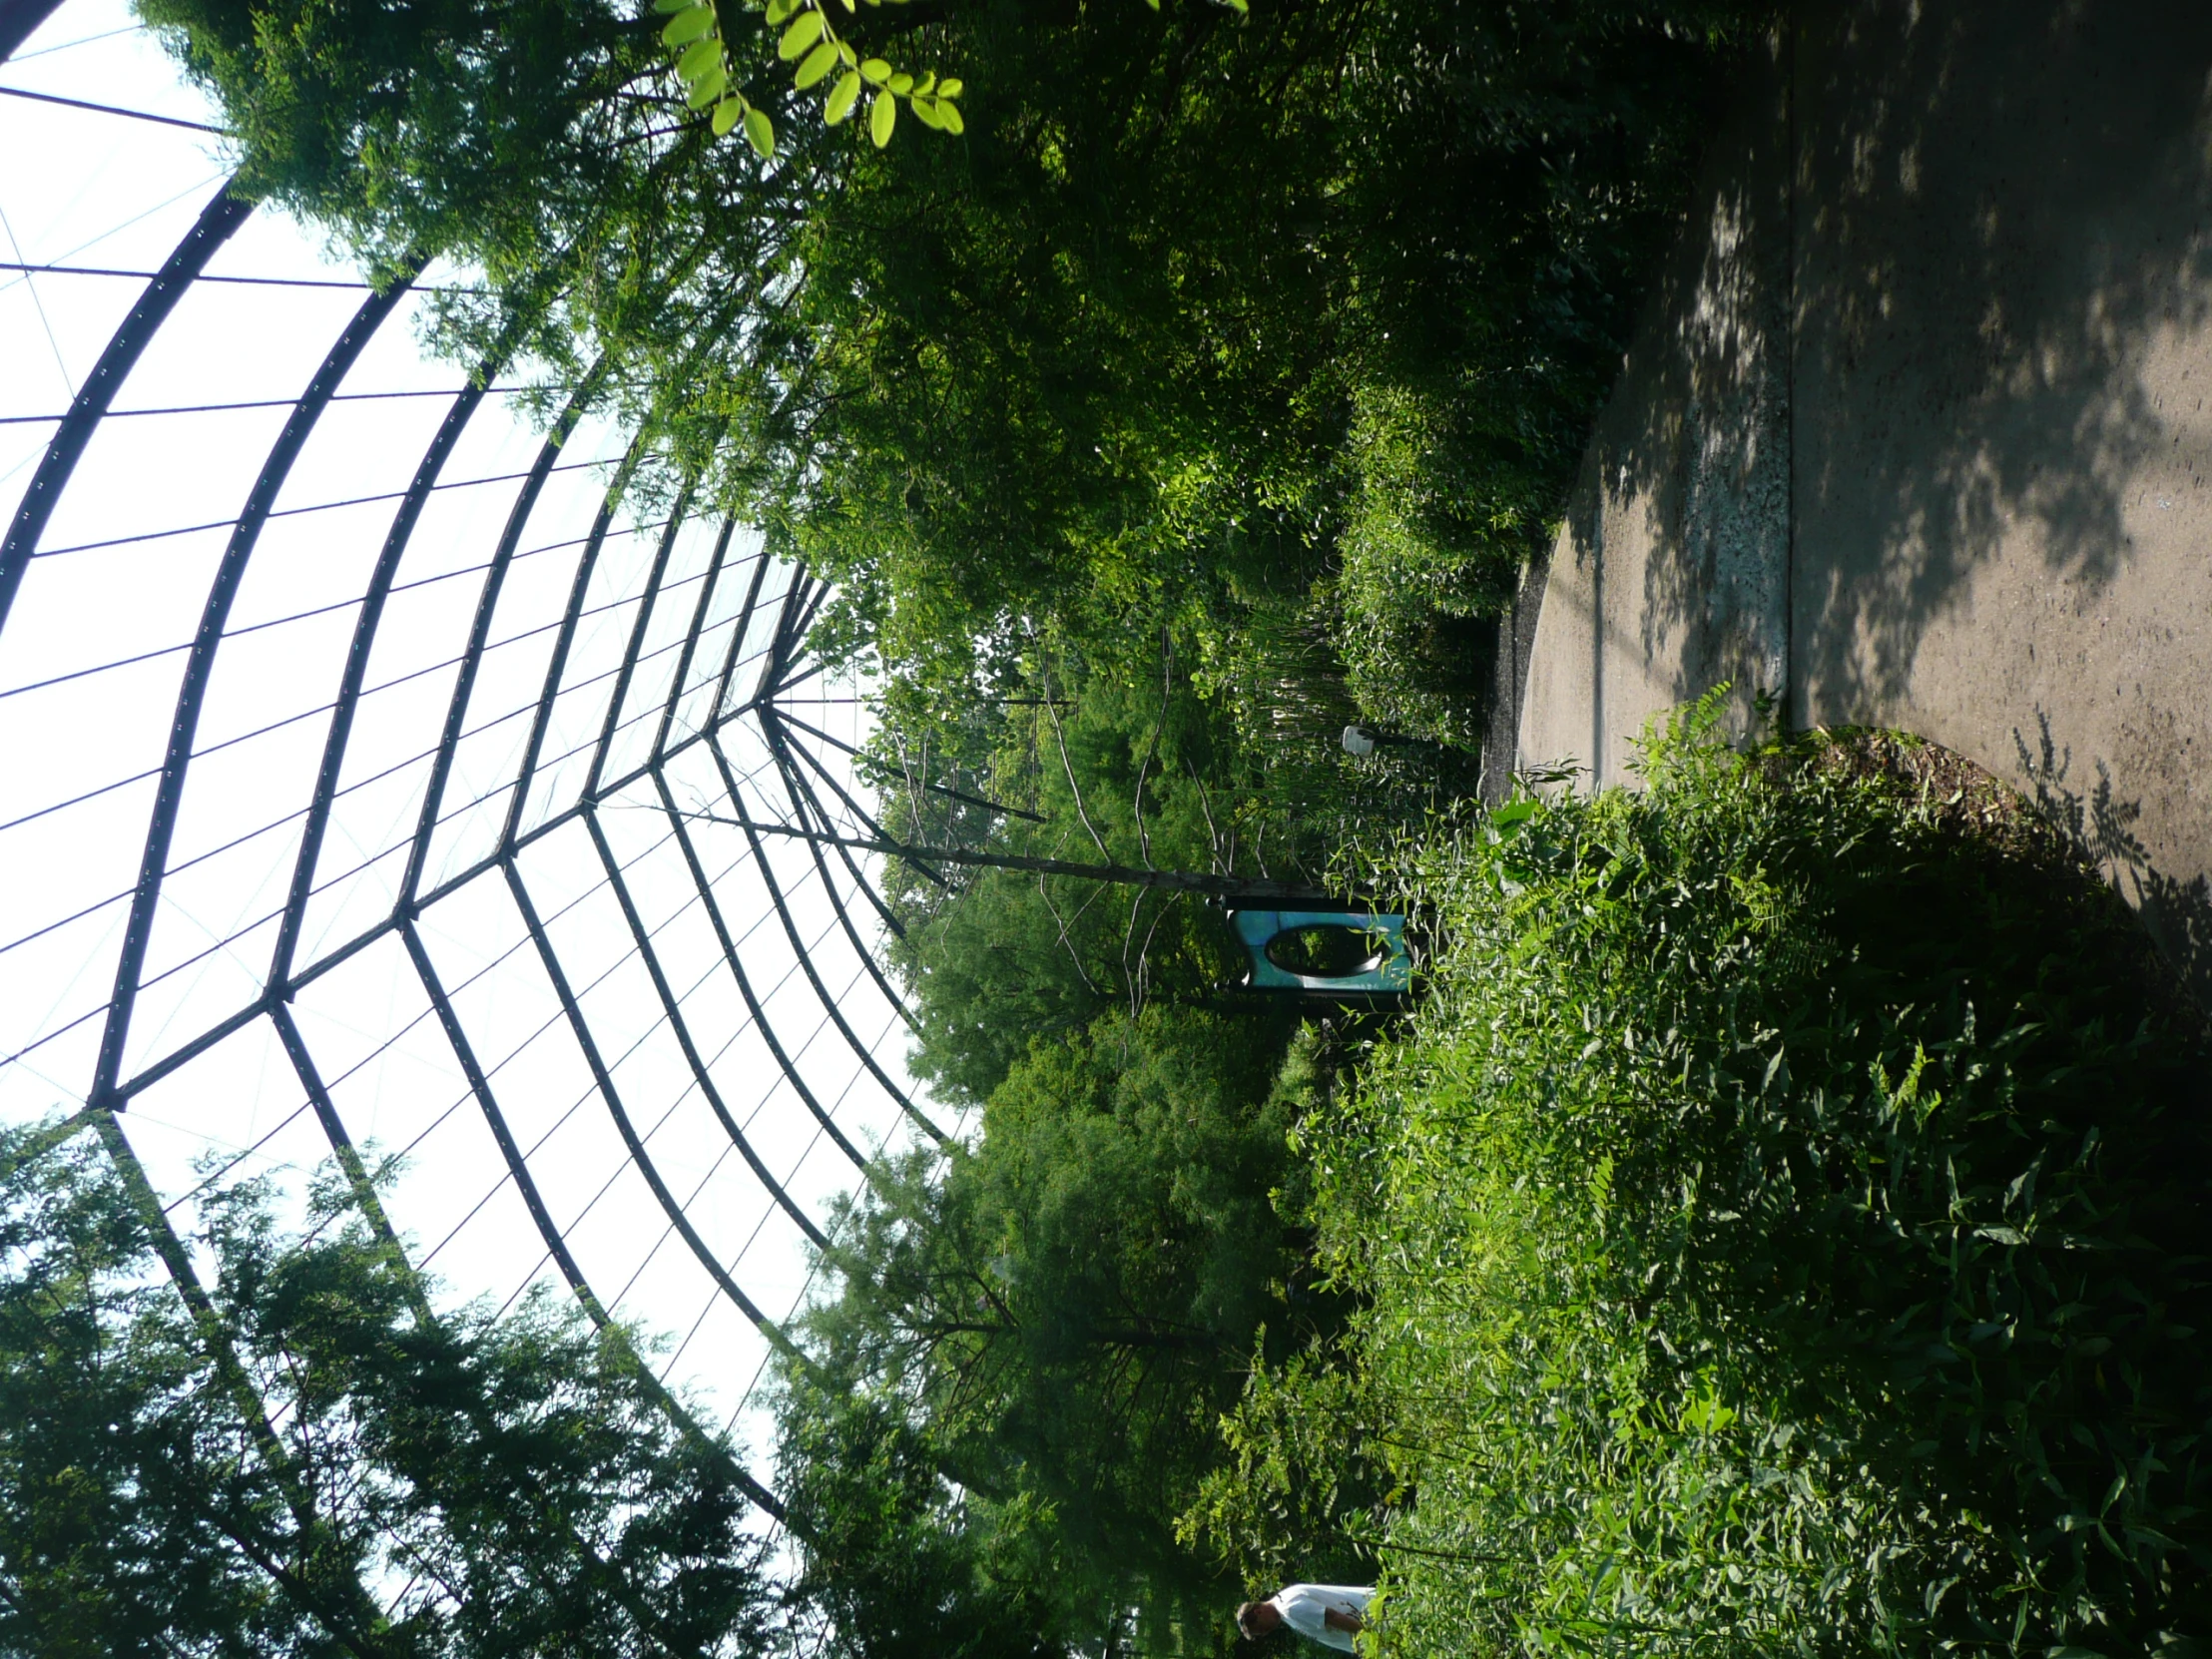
[0,0,948,1532]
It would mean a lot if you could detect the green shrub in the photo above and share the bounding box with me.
[1192,702,2212,1656]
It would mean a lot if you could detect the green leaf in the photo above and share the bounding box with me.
[1490,799,1539,838]
[778,9,825,58]
[869,85,894,146]
[886,71,913,95]
[745,104,775,158]
[858,56,890,84]
[711,95,745,135]
[650,0,693,13]
[912,71,934,94]
[936,77,960,98]
[661,6,715,45]
[909,93,943,129]
[677,37,721,79]
[794,39,838,88]
[825,69,861,123]
[685,63,727,105]
[765,0,796,20]
[938,99,962,135]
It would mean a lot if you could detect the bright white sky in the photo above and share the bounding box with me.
[0,0,951,1491]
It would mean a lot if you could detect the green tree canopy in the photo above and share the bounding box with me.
[143,0,1762,733]
[0,1118,775,1657]
[772,1006,1338,1649]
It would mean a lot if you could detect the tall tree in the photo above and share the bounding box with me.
[772,1006,1337,1649]
[0,1119,775,1657]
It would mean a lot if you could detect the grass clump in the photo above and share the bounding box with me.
[1191,701,2212,1656]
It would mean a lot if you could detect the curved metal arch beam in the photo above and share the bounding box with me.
[0,185,256,633]
[704,548,775,732]
[114,620,793,1111]
[582,806,831,1253]
[579,485,692,802]
[734,568,814,715]
[650,518,738,763]
[495,439,650,852]
[92,265,422,1106]
[398,917,788,1525]
[270,350,510,986]
[755,714,918,1032]
[650,767,869,1171]
[397,368,608,909]
[703,730,948,1147]
[500,854,801,1347]
[269,999,411,1259]
[0,0,67,62]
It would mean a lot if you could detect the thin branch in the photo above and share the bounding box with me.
[1041,663,1112,860]
[1038,872,1108,997]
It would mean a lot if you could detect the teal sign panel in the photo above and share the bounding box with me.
[1228,908,1411,996]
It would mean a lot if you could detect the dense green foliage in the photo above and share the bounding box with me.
[1194,711,2212,1656]
[772,1004,1336,1651]
[874,655,1258,1104]
[142,0,1758,741]
[862,637,1477,1109]
[0,1120,773,1657]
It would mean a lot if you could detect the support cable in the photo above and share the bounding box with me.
[0,381,582,425]
[1,183,254,630]
[28,453,619,564]
[0,82,222,130]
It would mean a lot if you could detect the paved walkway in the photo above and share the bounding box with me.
[1511,0,2212,1002]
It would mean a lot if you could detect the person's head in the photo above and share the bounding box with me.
[1236,1600,1283,1640]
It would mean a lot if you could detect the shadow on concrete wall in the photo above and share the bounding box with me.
[2014,711,2212,1010]
[1793,1,2212,708]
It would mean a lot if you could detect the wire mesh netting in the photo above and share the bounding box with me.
[0,0,946,1504]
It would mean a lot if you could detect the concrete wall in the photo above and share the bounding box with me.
[1515,0,2212,996]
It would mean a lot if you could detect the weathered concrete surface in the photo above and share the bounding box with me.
[1518,33,1793,789]
[1516,0,2212,997]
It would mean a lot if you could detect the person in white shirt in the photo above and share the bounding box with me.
[1235,1583,1374,1651]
